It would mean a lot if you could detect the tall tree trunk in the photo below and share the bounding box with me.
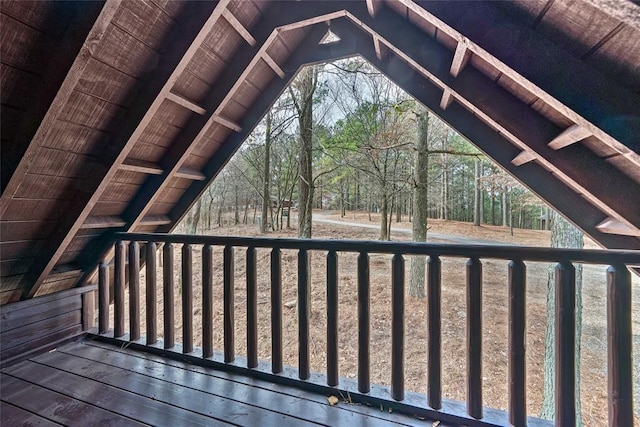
[294,67,316,239]
[502,187,508,227]
[540,211,584,425]
[473,157,481,226]
[189,199,203,234]
[491,189,496,225]
[234,185,240,224]
[261,112,272,233]
[410,109,429,298]
[380,192,389,240]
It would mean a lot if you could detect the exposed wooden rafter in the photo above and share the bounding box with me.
[120,159,163,175]
[166,92,207,115]
[394,0,640,169]
[366,0,381,17]
[548,124,592,150]
[212,115,243,132]
[222,8,256,46]
[373,35,383,60]
[450,40,471,77]
[511,151,536,166]
[596,217,640,237]
[80,215,171,229]
[21,1,231,299]
[262,53,286,78]
[440,88,453,110]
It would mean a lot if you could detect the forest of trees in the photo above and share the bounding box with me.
[182,58,549,239]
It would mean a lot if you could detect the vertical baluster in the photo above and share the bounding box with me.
[182,243,193,354]
[555,261,576,427]
[467,257,483,419]
[508,260,526,426]
[202,244,213,358]
[358,251,370,393]
[391,253,405,401]
[224,245,235,363]
[607,264,632,427]
[271,248,283,374]
[298,249,310,380]
[326,250,339,386]
[246,246,257,368]
[427,255,442,409]
[163,243,175,349]
[98,261,109,334]
[146,242,157,345]
[128,241,140,341]
[114,240,125,338]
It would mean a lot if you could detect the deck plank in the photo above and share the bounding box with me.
[58,341,413,427]
[80,340,432,426]
[30,350,322,427]
[0,401,61,427]
[0,374,146,427]
[3,360,233,426]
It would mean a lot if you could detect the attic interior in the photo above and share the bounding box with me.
[1,1,639,426]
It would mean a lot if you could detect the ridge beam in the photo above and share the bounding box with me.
[548,124,592,150]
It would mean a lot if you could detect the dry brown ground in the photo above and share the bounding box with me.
[112,211,639,425]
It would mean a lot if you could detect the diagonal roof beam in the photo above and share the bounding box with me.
[21,1,230,299]
[339,4,640,236]
[222,8,256,46]
[326,19,640,250]
[395,0,640,168]
[548,124,591,150]
[450,40,471,77]
[159,26,357,234]
[0,0,121,213]
[115,5,353,233]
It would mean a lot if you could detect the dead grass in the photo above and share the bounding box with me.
[111,211,640,425]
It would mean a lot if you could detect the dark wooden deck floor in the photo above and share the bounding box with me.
[1,339,447,426]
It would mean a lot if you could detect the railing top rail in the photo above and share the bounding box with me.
[116,232,640,265]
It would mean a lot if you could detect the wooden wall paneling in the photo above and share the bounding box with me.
[137,118,183,147]
[0,259,35,278]
[168,177,195,190]
[220,99,249,123]
[27,148,99,179]
[14,174,77,201]
[157,187,186,205]
[0,290,24,305]
[153,99,193,128]
[495,74,537,106]
[185,46,226,86]
[91,24,160,78]
[35,277,81,297]
[265,38,289,65]
[100,182,144,203]
[535,1,619,58]
[529,99,574,129]
[0,241,43,261]
[57,90,128,133]
[112,170,148,186]
[2,199,66,222]
[0,104,22,142]
[19,2,228,300]
[171,71,213,105]
[227,0,262,31]
[0,1,66,35]
[145,202,174,217]
[127,142,169,164]
[112,0,177,50]
[277,26,306,54]
[89,201,129,217]
[76,58,139,108]
[407,7,437,37]
[0,0,119,202]
[182,153,210,172]
[42,121,112,156]
[203,19,244,63]
[0,13,53,72]
[0,220,56,242]
[0,285,95,365]
[586,26,640,93]
[0,64,42,110]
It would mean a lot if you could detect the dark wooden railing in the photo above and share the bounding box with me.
[96,232,639,427]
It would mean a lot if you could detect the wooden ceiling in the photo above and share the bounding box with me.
[1,0,639,303]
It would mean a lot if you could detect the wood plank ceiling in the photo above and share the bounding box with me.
[1,0,639,303]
